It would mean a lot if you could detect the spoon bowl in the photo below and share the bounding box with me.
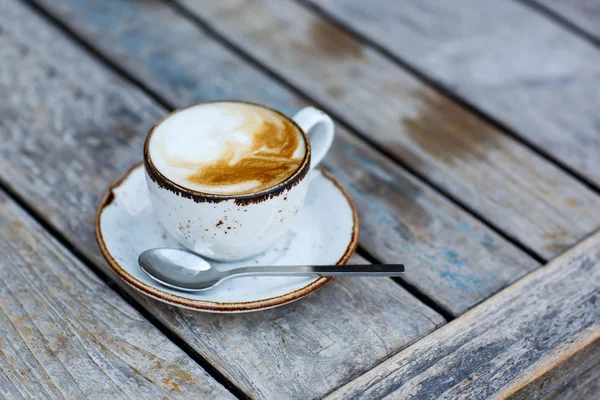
[139,248,226,291]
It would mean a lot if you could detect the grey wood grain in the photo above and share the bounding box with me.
[17,0,539,316]
[510,336,600,400]
[533,0,600,40]
[545,363,600,400]
[302,0,600,188]
[0,191,233,400]
[326,231,600,400]
[138,0,600,261]
[0,1,447,399]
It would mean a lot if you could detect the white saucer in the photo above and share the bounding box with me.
[96,163,359,313]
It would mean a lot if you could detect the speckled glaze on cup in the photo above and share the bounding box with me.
[144,101,335,261]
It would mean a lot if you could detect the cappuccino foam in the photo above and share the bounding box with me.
[148,102,306,195]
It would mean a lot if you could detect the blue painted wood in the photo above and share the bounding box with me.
[329,230,600,399]
[29,0,538,316]
[34,0,302,116]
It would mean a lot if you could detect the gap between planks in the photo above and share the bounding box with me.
[357,246,454,322]
[19,0,533,318]
[518,0,600,48]
[291,0,600,196]
[0,188,236,399]
[0,160,250,400]
[325,228,600,399]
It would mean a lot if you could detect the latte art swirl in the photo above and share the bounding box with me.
[148,102,306,195]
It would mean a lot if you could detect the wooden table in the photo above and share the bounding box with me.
[1,0,598,398]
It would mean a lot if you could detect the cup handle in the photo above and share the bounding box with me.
[293,107,335,169]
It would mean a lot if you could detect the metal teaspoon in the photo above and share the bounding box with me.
[139,248,405,292]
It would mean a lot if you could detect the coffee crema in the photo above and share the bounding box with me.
[148,102,306,195]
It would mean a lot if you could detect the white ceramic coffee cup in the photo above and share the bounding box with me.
[144,101,334,261]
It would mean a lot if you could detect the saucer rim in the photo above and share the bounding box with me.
[95,162,360,312]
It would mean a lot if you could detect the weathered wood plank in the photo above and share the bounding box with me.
[327,231,600,400]
[0,191,233,399]
[533,0,600,41]
[302,0,600,188]
[150,0,600,261]
[545,363,600,400]
[0,2,447,399]
[509,334,600,400]
[17,0,539,316]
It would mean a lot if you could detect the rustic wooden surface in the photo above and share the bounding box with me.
[533,0,600,40]
[151,0,600,261]
[24,0,540,316]
[545,363,600,400]
[0,190,233,399]
[2,0,599,398]
[0,1,447,399]
[510,336,599,400]
[327,230,600,399]
[304,0,600,187]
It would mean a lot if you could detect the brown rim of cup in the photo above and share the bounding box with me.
[143,100,312,206]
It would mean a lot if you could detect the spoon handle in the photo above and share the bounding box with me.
[229,264,405,277]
